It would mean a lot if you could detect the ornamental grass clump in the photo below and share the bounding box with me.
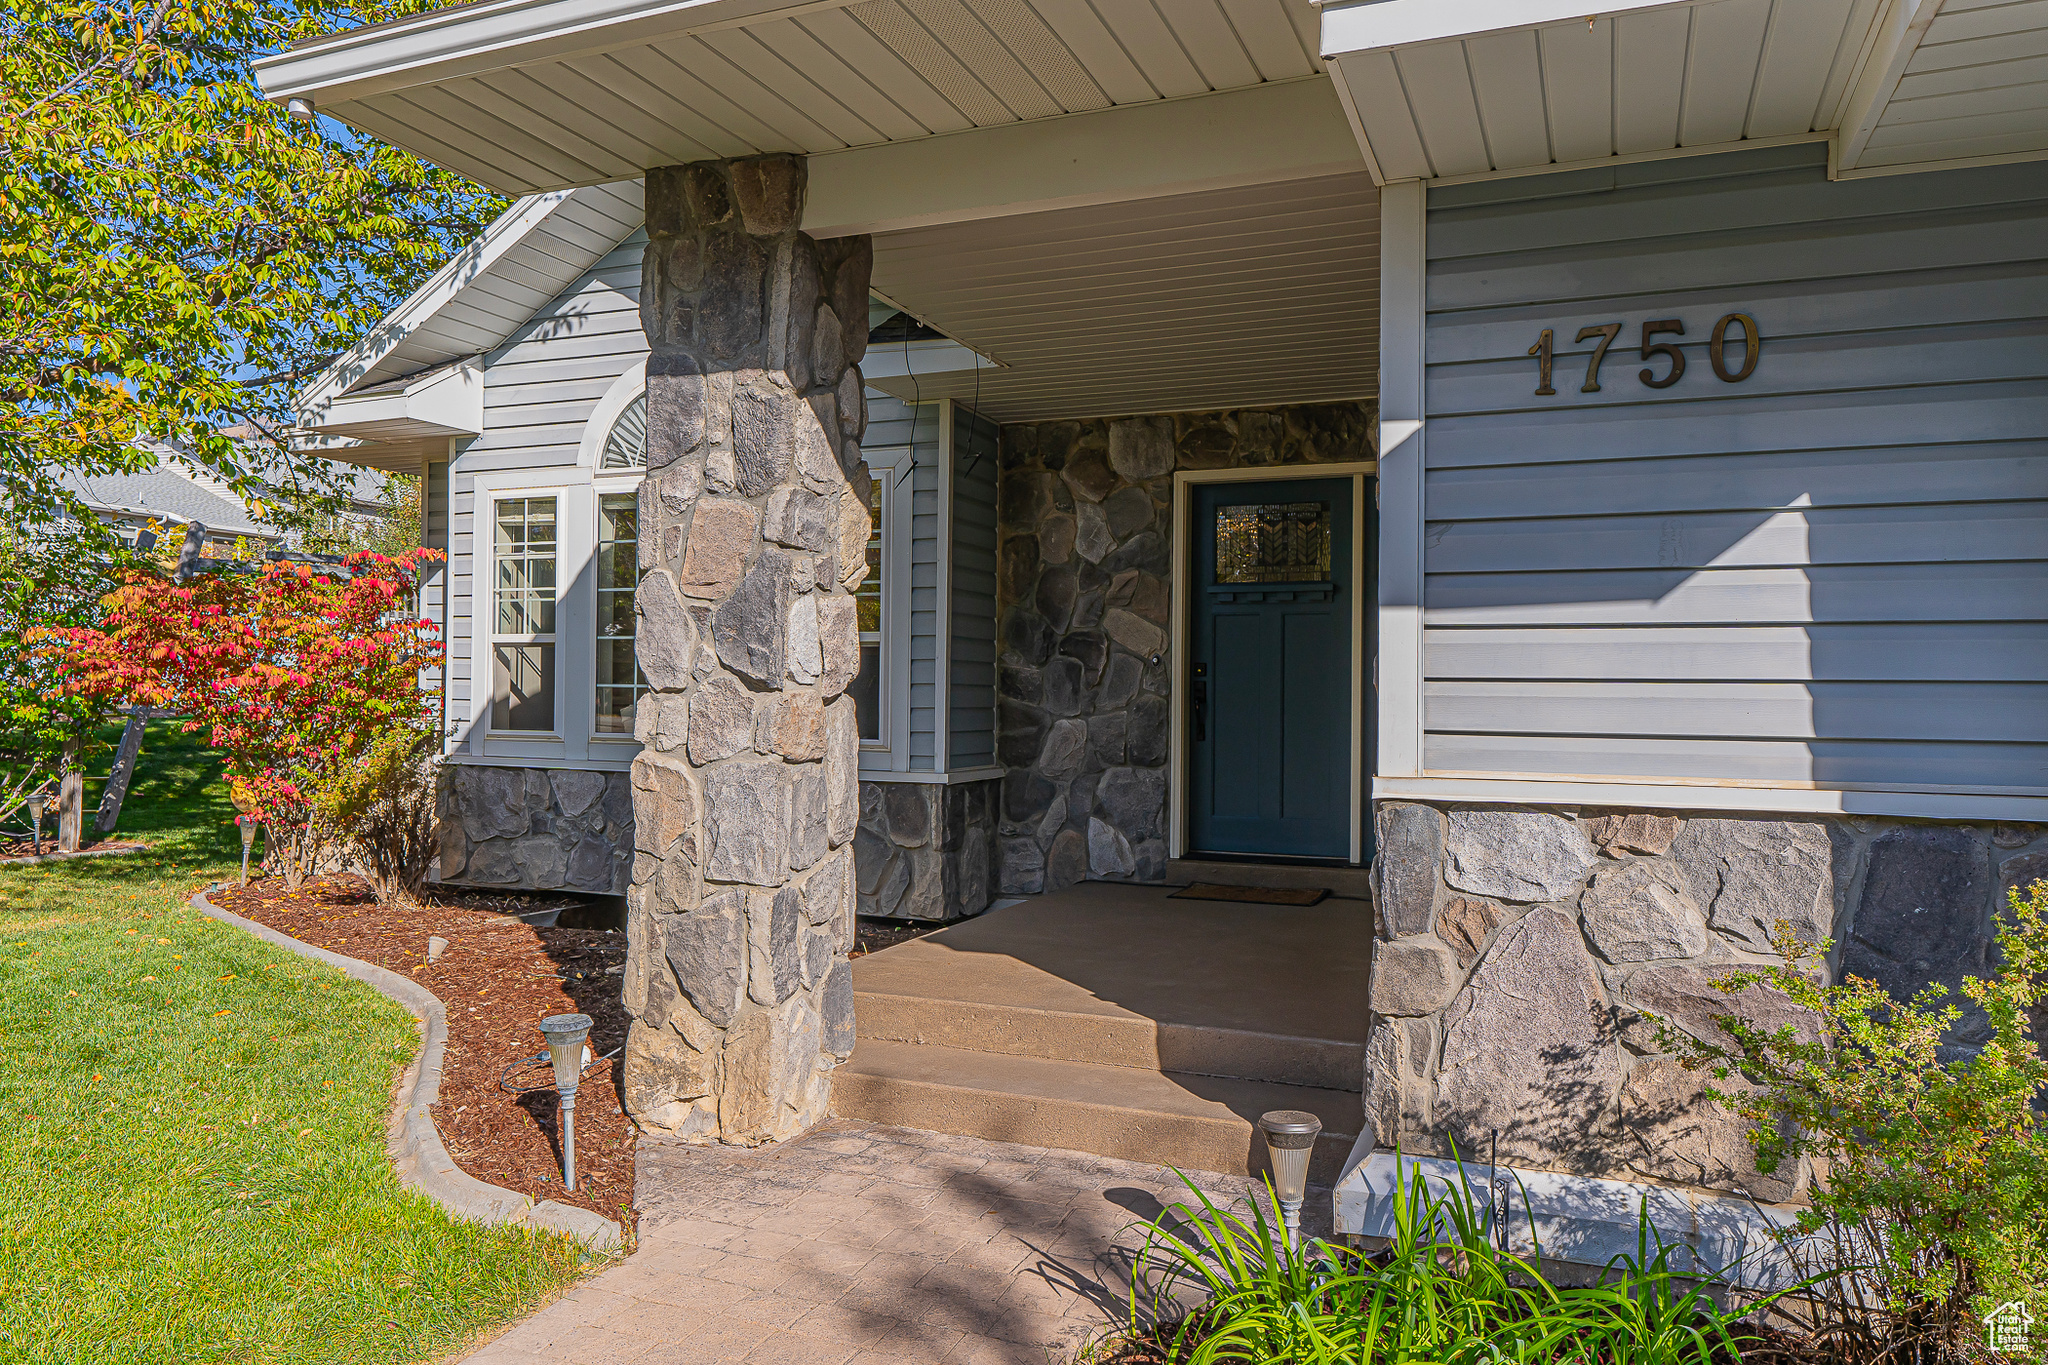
[1126,1158,1752,1365]
[1663,878,2048,1364]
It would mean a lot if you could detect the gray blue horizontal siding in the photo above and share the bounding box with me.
[864,394,995,774]
[446,230,650,727]
[950,407,1000,770]
[424,459,452,716]
[1422,144,2048,794]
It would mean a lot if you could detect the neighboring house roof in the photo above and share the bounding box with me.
[59,443,396,542]
[61,463,277,542]
[294,180,645,471]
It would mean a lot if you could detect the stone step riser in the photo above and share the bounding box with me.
[832,1069,1356,1184]
[854,990,1363,1091]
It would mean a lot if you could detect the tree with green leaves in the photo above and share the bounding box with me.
[1,0,506,541]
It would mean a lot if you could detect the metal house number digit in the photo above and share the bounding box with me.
[1576,323,1622,393]
[1528,328,1555,396]
[1710,311,1761,382]
[1531,313,1761,395]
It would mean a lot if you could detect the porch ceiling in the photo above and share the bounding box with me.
[1321,0,2048,183]
[255,0,1330,197]
[863,172,1379,423]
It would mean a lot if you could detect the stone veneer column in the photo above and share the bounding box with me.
[621,154,874,1144]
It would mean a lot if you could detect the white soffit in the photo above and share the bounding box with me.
[1324,0,1885,183]
[1323,0,2048,184]
[257,0,1329,197]
[866,173,1380,422]
[299,179,644,415]
[1864,0,2048,171]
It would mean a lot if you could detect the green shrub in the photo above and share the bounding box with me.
[1127,1159,1751,1365]
[1665,878,2048,1359]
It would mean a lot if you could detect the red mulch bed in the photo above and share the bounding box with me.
[851,917,946,957]
[213,873,636,1226]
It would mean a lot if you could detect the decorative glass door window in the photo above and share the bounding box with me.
[850,477,884,742]
[595,492,647,733]
[492,496,557,730]
[1214,502,1332,584]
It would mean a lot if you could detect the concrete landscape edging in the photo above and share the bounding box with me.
[191,887,624,1252]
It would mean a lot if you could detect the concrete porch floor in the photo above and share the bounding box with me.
[834,883,1373,1180]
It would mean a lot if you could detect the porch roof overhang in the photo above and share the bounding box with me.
[258,0,1380,423]
[1318,0,2048,186]
[251,0,1340,200]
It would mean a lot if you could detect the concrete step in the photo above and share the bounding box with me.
[1164,859,1373,899]
[832,1038,1362,1182]
[854,988,1363,1091]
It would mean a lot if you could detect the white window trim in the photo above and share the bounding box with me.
[578,362,647,471]
[591,484,648,745]
[582,369,649,747]
[477,481,575,752]
[861,442,915,775]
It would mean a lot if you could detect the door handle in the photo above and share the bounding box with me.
[1192,663,1208,742]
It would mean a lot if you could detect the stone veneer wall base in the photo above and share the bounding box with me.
[1365,800,2048,1204]
[854,779,998,921]
[437,765,635,895]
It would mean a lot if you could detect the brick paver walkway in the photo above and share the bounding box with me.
[460,1119,1332,1365]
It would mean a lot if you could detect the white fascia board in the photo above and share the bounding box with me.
[1834,0,1947,172]
[306,360,484,440]
[860,340,1002,383]
[253,0,841,105]
[803,77,1364,237]
[1319,0,1691,57]
[295,191,574,417]
[1373,775,2048,823]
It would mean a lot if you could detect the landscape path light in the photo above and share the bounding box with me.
[539,1013,593,1191]
[236,816,260,885]
[1257,1109,1322,1248]
[24,790,47,856]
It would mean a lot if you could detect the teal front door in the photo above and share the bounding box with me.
[1187,478,1360,860]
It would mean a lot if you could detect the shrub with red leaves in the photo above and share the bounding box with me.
[42,552,445,885]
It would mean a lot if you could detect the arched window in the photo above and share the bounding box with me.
[578,368,649,735]
[598,392,647,470]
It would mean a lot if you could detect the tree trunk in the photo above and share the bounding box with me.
[94,712,147,835]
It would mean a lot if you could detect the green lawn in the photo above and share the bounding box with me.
[0,722,588,1363]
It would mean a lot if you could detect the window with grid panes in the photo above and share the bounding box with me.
[849,475,883,741]
[492,496,557,730]
[595,492,647,733]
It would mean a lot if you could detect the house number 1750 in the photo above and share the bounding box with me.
[1528,313,1760,396]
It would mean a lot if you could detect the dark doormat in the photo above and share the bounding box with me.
[1168,882,1329,907]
